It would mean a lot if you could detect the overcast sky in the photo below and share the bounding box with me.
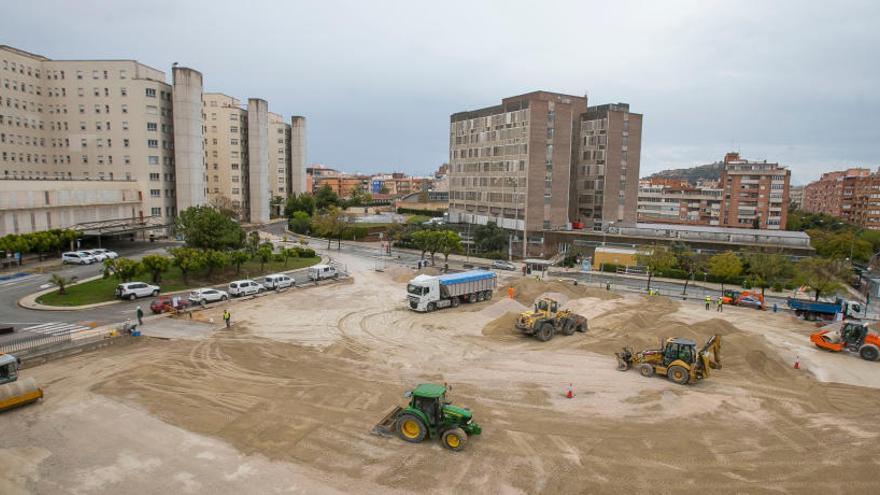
[3,1,878,183]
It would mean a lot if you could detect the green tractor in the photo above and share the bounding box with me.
[371,383,482,451]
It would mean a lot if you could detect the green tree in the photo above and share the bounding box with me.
[230,250,250,275]
[289,211,312,234]
[30,231,58,261]
[671,243,704,295]
[284,193,317,218]
[204,250,230,279]
[745,252,791,297]
[346,186,372,207]
[411,229,435,261]
[50,273,77,295]
[636,246,676,292]
[282,247,299,267]
[708,251,743,294]
[314,184,340,211]
[437,230,462,264]
[473,221,507,253]
[247,231,261,256]
[312,206,346,249]
[795,257,845,301]
[107,257,143,283]
[175,205,245,250]
[141,254,171,284]
[256,243,273,272]
[169,247,205,285]
[57,230,78,254]
[808,230,871,262]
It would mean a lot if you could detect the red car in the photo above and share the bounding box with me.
[149,296,190,314]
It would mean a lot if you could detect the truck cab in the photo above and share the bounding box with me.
[407,275,439,312]
[0,354,21,386]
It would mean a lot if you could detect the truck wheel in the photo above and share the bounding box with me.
[397,414,426,443]
[860,345,879,362]
[451,298,460,308]
[537,322,555,342]
[667,365,690,385]
[561,320,575,336]
[484,290,492,300]
[427,302,436,312]
[638,363,655,377]
[441,427,468,451]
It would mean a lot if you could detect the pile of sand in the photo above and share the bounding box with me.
[388,265,442,283]
[500,277,620,306]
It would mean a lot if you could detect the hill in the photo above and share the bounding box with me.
[647,163,723,184]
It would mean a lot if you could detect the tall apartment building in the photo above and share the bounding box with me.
[0,45,180,235]
[637,179,723,225]
[574,103,642,229]
[803,168,880,229]
[788,185,804,210]
[449,91,586,234]
[718,152,790,229]
[448,91,641,238]
[0,44,306,235]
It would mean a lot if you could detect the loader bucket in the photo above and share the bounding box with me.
[0,377,43,412]
[371,406,403,437]
[615,352,632,371]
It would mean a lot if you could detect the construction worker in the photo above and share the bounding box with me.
[716,296,723,312]
[704,295,711,310]
[507,287,515,299]
[136,306,144,325]
[223,309,231,328]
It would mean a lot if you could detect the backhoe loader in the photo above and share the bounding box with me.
[0,353,43,412]
[615,335,722,385]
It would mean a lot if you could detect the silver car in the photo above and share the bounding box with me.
[188,288,229,304]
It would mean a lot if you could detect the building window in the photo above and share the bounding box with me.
[146,105,158,115]
[148,156,159,165]
[147,139,158,148]
[149,173,160,181]
[121,104,128,114]
[145,88,156,98]
[150,189,161,197]
[151,207,162,216]
[120,87,127,96]
[122,121,129,130]
[147,122,157,131]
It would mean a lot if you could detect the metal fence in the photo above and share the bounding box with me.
[0,331,73,356]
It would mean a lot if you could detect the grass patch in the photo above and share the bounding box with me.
[36,256,321,307]
[406,215,432,224]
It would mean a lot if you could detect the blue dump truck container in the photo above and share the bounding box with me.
[407,270,498,312]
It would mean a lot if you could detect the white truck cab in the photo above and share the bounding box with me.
[407,270,497,312]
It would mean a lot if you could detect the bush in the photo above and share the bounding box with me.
[397,207,444,217]
[600,263,620,273]
[655,268,688,279]
[772,282,784,292]
[483,251,507,260]
[295,247,316,258]
[272,253,285,262]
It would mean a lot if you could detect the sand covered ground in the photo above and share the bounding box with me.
[2,258,880,494]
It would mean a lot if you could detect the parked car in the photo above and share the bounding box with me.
[492,260,517,271]
[228,280,264,297]
[81,250,108,262]
[188,288,229,304]
[115,282,160,300]
[92,248,118,259]
[737,296,764,310]
[308,264,338,281]
[264,273,294,290]
[150,296,190,314]
[62,251,96,265]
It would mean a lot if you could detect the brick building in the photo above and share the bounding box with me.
[803,167,880,229]
[718,152,790,229]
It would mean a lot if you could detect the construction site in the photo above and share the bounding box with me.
[2,252,880,494]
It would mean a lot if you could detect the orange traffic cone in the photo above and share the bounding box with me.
[566,383,574,399]
[793,357,800,370]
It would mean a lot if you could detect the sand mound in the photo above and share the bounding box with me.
[501,277,620,306]
[389,265,442,283]
[482,312,519,337]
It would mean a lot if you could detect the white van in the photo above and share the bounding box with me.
[228,279,264,297]
[264,273,294,290]
[308,264,338,281]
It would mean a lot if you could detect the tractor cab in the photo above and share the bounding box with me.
[407,383,447,426]
[841,323,869,349]
[534,297,559,315]
[662,338,696,367]
[0,354,21,386]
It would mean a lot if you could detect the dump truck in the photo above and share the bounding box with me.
[787,297,862,321]
[515,297,588,341]
[406,270,497,312]
[616,335,722,385]
[371,383,482,451]
[811,322,880,361]
[0,353,43,412]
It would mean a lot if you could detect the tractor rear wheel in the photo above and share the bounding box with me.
[441,427,468,451]
[638,363,655,377]
[536,322,555,342]
[397,414,426,443]
[860,345,879,361]
[667,365,690,385]
[575,322,587,333]
[561,319,575,336]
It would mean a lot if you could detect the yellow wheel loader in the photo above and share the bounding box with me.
[615,335,721,385]
[0,353,43,412]
[515,297,588,342]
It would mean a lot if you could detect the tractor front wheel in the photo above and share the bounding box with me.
[397,414,427,443]
[561,319,575,336]
[442,427,468,451]
[860,345,879,362]
[667,365,690,385]
[638,363,655,377]
[536,322,555,342]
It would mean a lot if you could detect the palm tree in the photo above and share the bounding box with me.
[50,273,77,295]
